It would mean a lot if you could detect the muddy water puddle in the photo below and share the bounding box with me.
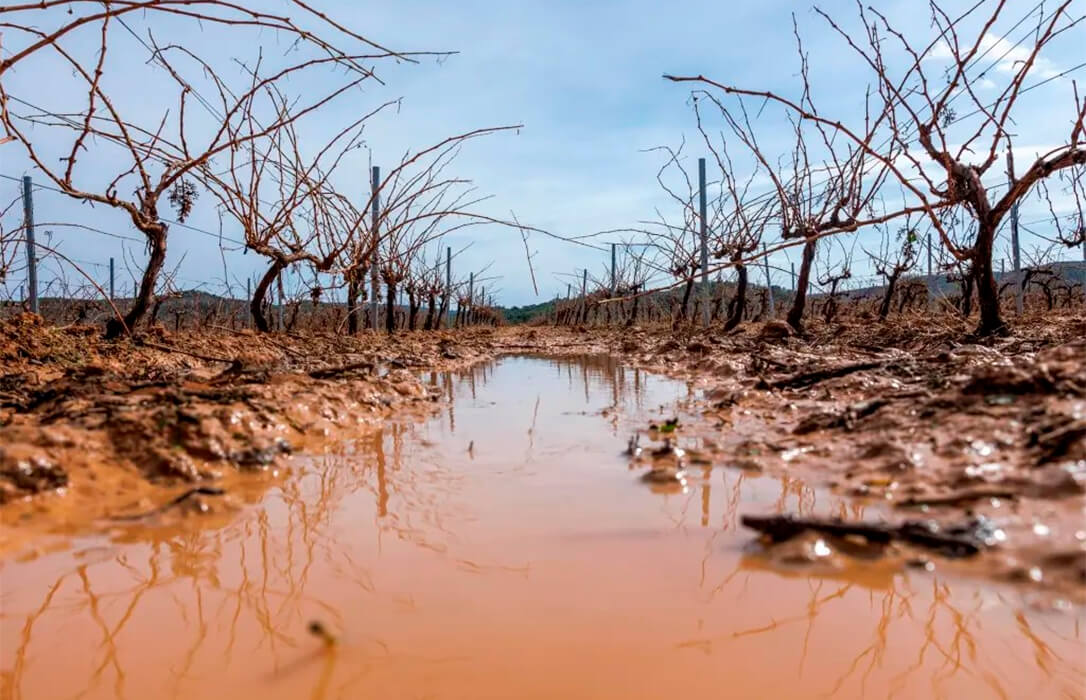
[1,354,1083,699]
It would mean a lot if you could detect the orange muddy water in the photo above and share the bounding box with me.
[1,355,1083,699]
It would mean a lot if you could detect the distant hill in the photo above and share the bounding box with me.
[842,260,1086,299]
[502,300,559,324]
[496,279,792,325]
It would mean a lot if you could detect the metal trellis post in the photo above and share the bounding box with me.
[22,176,38,314]
[698,158,709,327]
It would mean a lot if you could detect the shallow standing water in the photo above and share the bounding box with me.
[1,355,1083,699]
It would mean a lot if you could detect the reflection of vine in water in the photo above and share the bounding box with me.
[825,562,1080,696]
[1010,609,1084,692]
[2,355,642,697]
[774,475,816,517]
[3,453,371,698]
[673,467,1081,699]
[686,545,1081,699]
[74,564,126,699]
[366,423,461,554]
[695,471,834,600]
[6,548,163,698]
[525,395,541,464]
[883,580,966,699]
[820,586,912,699]
[7,574,67,699]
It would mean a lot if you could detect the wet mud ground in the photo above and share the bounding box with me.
[0,312,1084,698]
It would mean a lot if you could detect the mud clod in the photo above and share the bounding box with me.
[0,449,68,502]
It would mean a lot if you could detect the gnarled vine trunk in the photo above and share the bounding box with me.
[407,289,420,330]
[346,277,362,335]
[423,293,436,330]
[723,263,747,332]
[786,238,816,333]
[385,280,397,334]
[437,294,449,329]
[679,276,695,322]
[106,224,167,339]
[626,293,640,328]
[250,259,286,333]
[959,269,975,318]
[878,271,902,321]
[973,221,1003,335]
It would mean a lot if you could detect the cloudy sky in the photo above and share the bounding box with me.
[2,0,1083,306]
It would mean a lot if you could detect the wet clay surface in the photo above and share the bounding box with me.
[2,354,1083,699]
[520,316,1086,603]
[0,315,500,550]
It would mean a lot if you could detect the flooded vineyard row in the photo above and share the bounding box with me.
[1,355,1083,699]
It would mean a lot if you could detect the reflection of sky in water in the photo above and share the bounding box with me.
[1,355,1082,700]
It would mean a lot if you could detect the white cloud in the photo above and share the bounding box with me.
[979,33,1062,79]
[927,32,1063,81]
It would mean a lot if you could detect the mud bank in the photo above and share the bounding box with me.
[0,315,506,549]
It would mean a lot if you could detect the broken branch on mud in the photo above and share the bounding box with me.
[764,360,886,390]
[740,513,990,558]
[111,486,226,521]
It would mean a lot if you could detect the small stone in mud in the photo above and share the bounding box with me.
[36,428,76,448]
[948,515,1006,547]
[963,462,1005,481]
